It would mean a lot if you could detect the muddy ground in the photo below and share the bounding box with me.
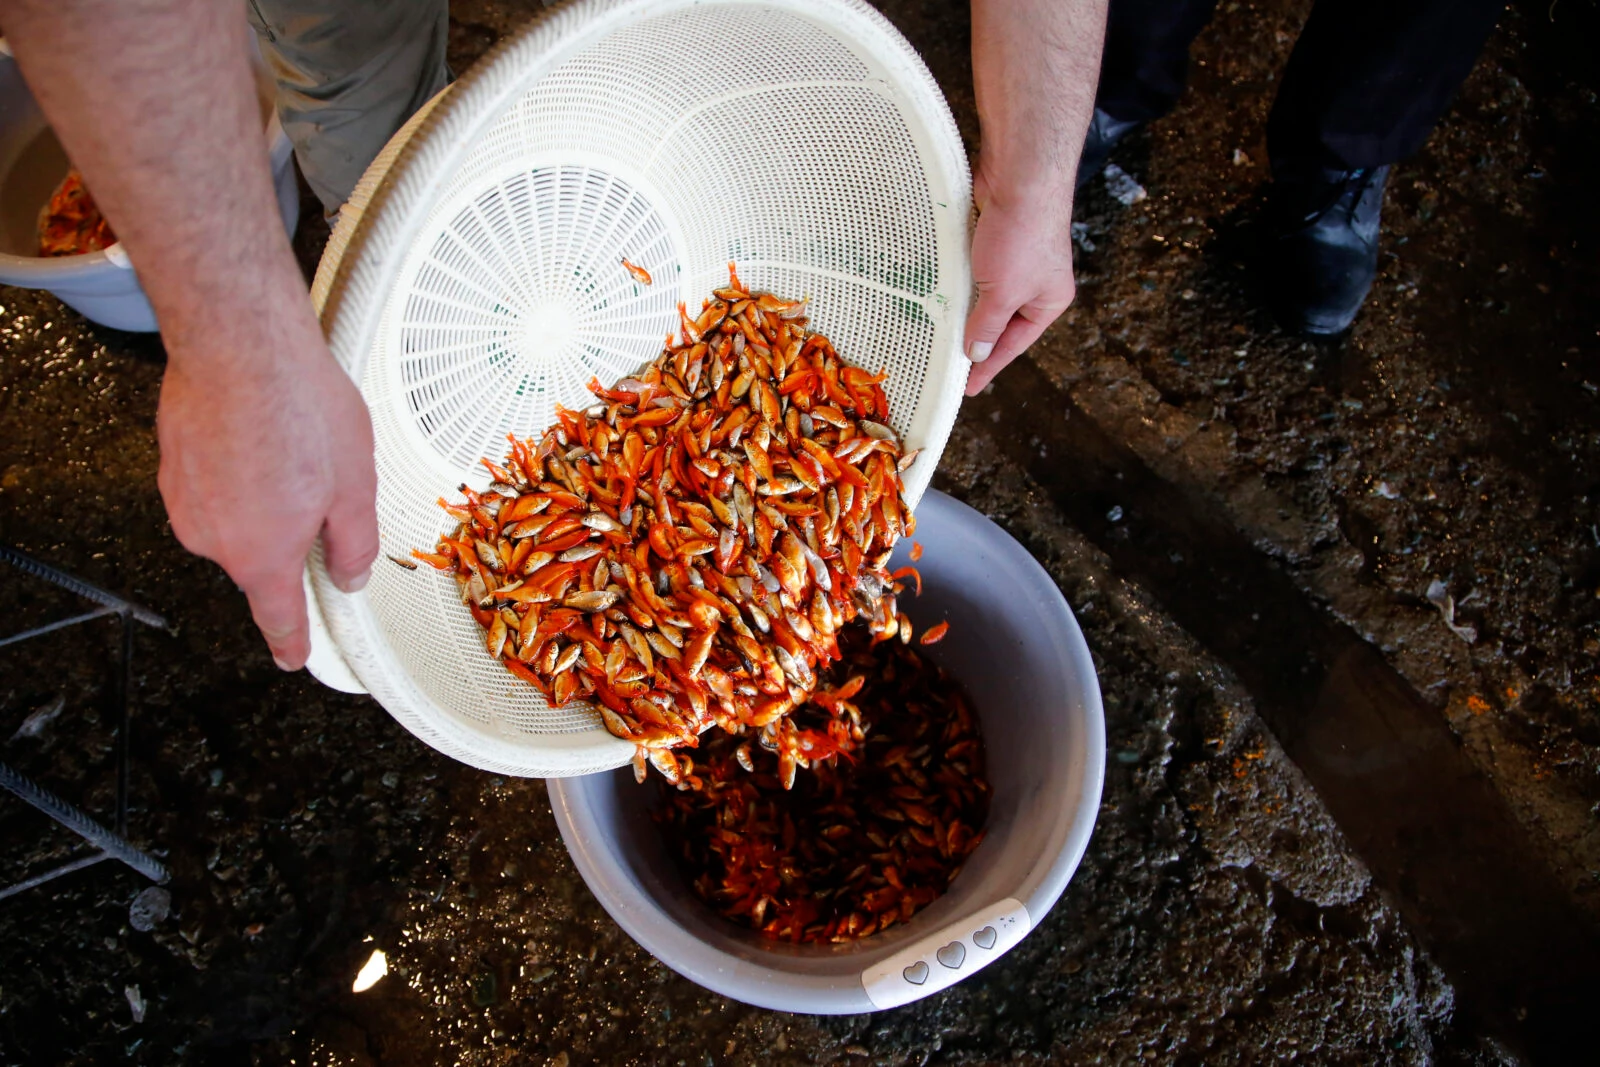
[1,0,1597,1064]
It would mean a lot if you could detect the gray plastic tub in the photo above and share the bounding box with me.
[549,489,1106,1013]
[0,39,298,332]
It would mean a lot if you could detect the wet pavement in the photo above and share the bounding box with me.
[2,0,1598,1063]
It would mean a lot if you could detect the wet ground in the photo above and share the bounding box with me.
[2,0,1598,1063]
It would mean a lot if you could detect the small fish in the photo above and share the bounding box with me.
[486,613,509,658]
[773,645,813,688]
[520,550,556,575]
[649,748,683,785]
[859,420,898,444]
[684,628,715,677]
[619,624,654,672]
[621,257,652,286]
[580,509,624,533]
[757,476,805,496]
[474,540,504,573]
[552,642,583,674]
[756,292,805,315]
[646,630,682,660]
[604,641,627,683]
[600,704,634,739]
[564,590,620,612]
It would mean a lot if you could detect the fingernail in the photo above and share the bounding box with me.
[273,654,296,672]
[337,565,372,594]
[968,341,993,363]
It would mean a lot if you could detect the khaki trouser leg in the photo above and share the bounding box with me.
[245,0,450,217]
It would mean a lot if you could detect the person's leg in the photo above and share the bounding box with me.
[1259,0,1505,335]
[1079,0,1223,188]
[1266,0,1506,174]
[246,0,450,218]
[1095,0,1225,125]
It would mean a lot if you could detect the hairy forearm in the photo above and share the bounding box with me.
[1,1,379,667]
[0,0,307,365]
[970,0,1108,202]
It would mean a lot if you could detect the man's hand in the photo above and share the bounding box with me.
[965,0,1108,397]
[964,170,1078,396]
[1,0,379,668]
[157,304,376,670]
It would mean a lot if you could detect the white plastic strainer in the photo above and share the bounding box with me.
[303,0,973,778]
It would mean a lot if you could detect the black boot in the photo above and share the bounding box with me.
[1261,165,1390,336]
[1076,108,1143,191]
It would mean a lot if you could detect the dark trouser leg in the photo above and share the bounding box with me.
[1259,0,1505,334]
[1267,0,1507,174]
[1095,0,1224,124]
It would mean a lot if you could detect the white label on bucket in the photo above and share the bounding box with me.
[861,897,1031,1010]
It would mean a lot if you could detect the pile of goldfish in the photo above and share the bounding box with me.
[38,169,116,257]
[657,626,988,943]
[405,264,936,787]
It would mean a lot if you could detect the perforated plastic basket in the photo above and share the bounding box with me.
[303,0,973,777]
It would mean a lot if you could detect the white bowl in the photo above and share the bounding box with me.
[549,489,1106,1013]
[0,39,299,332]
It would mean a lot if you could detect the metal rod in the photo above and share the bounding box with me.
[115,612,133,836]
[0,606,118,649]
[0,760,168,884]
[0,545,167,630]
[0,852,109,903]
